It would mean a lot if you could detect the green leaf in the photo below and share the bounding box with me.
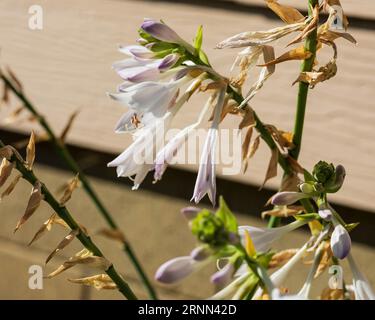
[303,169,315,183]
[345,222,360,232]
[215,196,238,233]
[199,50,210,66]
[255,251,274,268]
[149,42,178,52]
[194,25,203,51]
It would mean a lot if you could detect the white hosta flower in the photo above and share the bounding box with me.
[348,253,375,300]
[108,112,173,190]
[251,241,310,300]
[154,95,213,182]
[208,272,250,300]
[238,219,308,252]
[271,191,310,206]
[191,88,226,205]
[113,53,180,83]
[108,77,188,117]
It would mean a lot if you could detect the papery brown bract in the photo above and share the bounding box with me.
[0,158,14,188]
[59,174,80,205]
[68,274,117,290]
[266,0,304,24]
[26,132,36,170]
[14,181,43,233]
[45,229,79,264]
[60,110,80,143]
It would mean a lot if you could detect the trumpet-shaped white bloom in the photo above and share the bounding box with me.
[238,219,308,252]
[348,253,375,300]
[191,88,226,205]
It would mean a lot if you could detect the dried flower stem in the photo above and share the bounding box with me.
[268,0,318,228]
[0,139,137,300]
[0,72,157,299]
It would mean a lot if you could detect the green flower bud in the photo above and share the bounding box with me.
[299,182,315,195]
[312,161,335,184]
[190,210,229,246]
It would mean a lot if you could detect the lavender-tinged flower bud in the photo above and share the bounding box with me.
[155,256,194,284]
[318,208,333,220]
[180,207,201,220]
[326,164,346,193]
[190,246,211,261]
[331,224,351,259]
[271,191,309,206]
[141,20,184,44]
[211,263,234,287]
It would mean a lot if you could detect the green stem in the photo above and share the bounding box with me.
[269,0,319,228]
[0,140,137,300]
[0,72,157,300]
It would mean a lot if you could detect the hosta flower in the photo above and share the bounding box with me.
[211,262,235,287]
[109,77,188,117]
[108,111,173,190]
[155,255,208,284]
[113,51,180,83]
[238,219,308,252]
[154,95,212,182]
[191,88,226,205]
[271,191,310,206]
[141,19,194,53]
[347,254,375,300]
[330,224,351,259]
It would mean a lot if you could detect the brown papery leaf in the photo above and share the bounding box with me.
[59,174,80,205]
[29,213,69,246]
[261,206,302,219]
[46,249,112,278]
[249,135,261,159]
[0,174,22,201]
[0,158,14,188]
[259,47,312,67]
[280,172,300,192]
[14,181,44,233]
[242,126,254,161]
[314,242,333,279]
[323,0,349,30]
[1,81,10,104]
[6,67,23,92]
[26,131,36,170]
[293,59,337,88]
[3,106,25,124]
[266,0,305,24]
[12,133,49,150]
[286,156,305,174]
[320,287,345,300]
[269,249,298,269]
[239,46,276,109]
[260,148,278,190]
[0,146,14,160]
[319,30,357,45]
[68,274,117,290]
[216,22,306,49]
[287,5,319,46]
[60,110,80,143]
[97,228,126,244]
[46,229,79,264]
[239,108,255,129]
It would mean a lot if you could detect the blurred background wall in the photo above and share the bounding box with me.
[0,0,374,299]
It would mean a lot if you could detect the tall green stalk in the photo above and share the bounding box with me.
[0,140,137,300]
[0,72,157,299]
[268,0,319,228]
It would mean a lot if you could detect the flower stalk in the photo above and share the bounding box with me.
[0,139,137,300]
[0,71,157,299]
[269,0,319,228]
